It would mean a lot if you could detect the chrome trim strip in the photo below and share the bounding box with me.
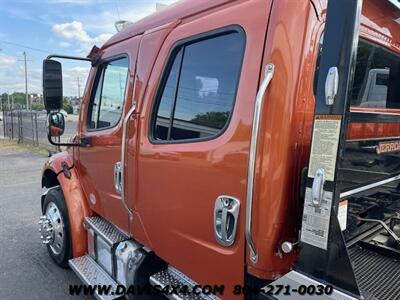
[340,174,400,198]
[350,110,400,116]
[347,135,400,142]
[245,64,274,263]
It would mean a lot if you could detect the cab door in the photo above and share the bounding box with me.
[77,36,140,232]
[131,1,272,297]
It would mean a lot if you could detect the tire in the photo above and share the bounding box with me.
[42,187,72,268]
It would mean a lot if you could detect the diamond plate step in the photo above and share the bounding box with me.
[150,266,220,300]
[85,216,129,246]
[69,255,119,300]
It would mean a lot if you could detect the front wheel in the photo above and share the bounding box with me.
[39,187,72,268]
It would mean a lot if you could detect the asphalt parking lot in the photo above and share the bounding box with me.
[0,140,91,299]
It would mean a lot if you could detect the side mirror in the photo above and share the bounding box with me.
[47,112,65,137]
[43,59,63,111]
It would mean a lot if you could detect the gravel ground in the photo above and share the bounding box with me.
[0,141,91,299]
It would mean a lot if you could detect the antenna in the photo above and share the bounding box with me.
[115,0,121,20]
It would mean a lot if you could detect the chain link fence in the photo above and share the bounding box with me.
[2,109,78,153]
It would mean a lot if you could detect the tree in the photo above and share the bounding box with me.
[191,111,230,129]
[1,93,8,110]
[63,98,73,114]
[11,92,26,106]
[31,103,45,111]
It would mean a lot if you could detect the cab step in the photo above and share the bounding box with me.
[69,255,119,300]
[150,266,220,300]
[84,216,129,246]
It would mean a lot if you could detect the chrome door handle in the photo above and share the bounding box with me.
[114,161,122,194]
[325,66,339,105]
[214,196,240,247]
[246,63,275,263]
[312,168,325,206]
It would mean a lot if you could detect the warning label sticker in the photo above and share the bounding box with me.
[307,115,342,182]
[300,188,332,250]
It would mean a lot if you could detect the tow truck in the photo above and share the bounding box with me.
[39,0,400,299]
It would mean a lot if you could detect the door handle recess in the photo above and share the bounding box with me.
[114,161,122,194]
[214,196,240,247]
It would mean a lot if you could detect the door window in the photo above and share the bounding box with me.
[88,57,129,129]
[152,29,245,142]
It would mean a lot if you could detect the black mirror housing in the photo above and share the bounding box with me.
[43,59,63,111]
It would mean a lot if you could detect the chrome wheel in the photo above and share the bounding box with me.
[39,202,65,255]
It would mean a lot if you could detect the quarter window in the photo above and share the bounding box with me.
[314,38,400,109]
[153,30,244,141]
[351,42,400,108]
[88,57,129,129]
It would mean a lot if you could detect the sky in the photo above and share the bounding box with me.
[0,0,177,96]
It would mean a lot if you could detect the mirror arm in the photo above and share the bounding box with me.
[46,54,93,62]
[44,54,97,148]
[47,134,87,148]
[46,54,98,67]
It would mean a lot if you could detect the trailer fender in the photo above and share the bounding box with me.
[41,152,91,257]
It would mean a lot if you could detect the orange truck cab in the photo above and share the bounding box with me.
[39,0,400,299]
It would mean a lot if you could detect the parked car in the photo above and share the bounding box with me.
[59,109,68,118]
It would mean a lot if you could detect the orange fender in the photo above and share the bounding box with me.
[42,151,91,257]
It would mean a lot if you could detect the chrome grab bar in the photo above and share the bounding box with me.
[245,64,275,263]
[119,100,137,219]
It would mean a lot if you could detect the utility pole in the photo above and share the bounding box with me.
[7,93,10,110]
[76,77,82,99]
[23,51,29,110]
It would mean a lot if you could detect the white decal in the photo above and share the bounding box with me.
[301,188,332,250]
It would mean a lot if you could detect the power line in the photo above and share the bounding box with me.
[0,39,50,54]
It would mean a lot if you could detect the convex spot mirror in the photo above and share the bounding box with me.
[43,59,63,111]
[47,112,65,137]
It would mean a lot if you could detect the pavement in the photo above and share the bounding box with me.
[0,141,91,299]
